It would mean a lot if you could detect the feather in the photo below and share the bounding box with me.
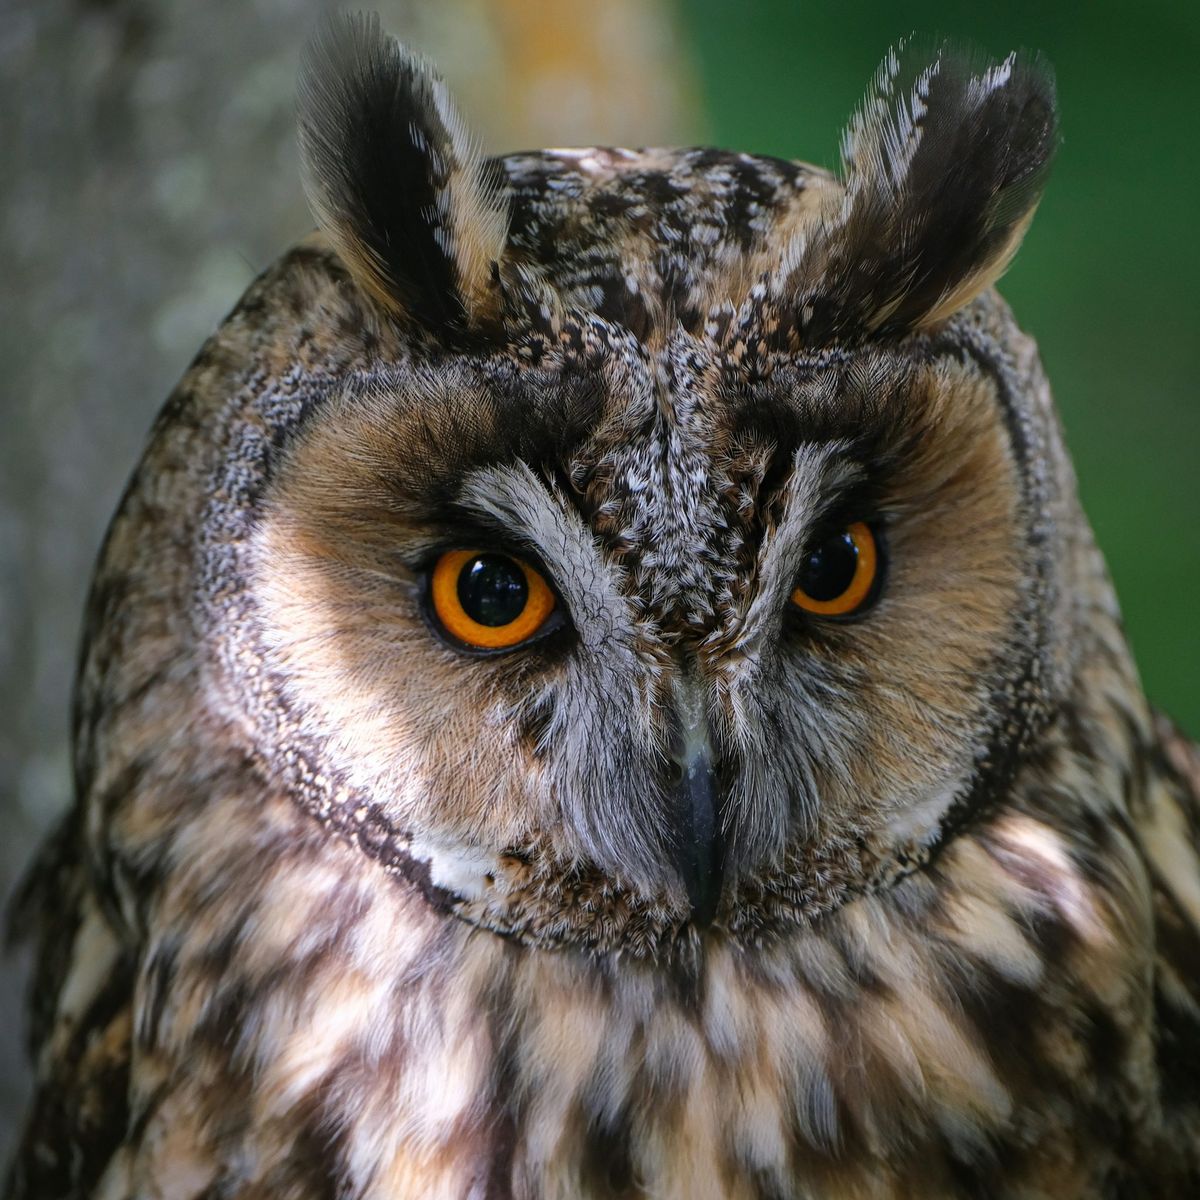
[297,13,508,335]
[774,39,1059,344]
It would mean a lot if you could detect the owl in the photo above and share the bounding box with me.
[6,12,1199,1199]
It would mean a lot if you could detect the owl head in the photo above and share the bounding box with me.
[223,16,1067,956]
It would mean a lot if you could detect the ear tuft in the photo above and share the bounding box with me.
[298,13,508,335]
[776,40,1058,344]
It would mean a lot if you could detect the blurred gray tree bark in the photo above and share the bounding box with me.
[0,0,697,1160]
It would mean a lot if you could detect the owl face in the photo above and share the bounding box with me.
[232,19,1063,955]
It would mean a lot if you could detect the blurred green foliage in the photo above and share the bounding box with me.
[682,0,1199,733]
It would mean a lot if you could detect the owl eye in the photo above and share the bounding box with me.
[791,521,882,618]
[429,549,557,650]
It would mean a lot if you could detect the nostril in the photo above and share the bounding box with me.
[664,752,735,791]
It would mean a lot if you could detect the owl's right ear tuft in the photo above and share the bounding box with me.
[297,13,509,337]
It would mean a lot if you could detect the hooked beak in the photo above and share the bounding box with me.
[667,675,726,927]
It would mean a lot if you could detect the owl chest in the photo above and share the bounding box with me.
[118,795,1154,1199]
[231,907,1140,1200]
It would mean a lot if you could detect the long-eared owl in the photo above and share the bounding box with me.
[6,13,1200,1200]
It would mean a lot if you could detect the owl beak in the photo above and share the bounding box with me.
[668,675,726,928]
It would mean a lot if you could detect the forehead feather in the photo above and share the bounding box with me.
[494,147,838,335]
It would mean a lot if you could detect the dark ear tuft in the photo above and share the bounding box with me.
[298,13,508,335]
[776,40,1058,344]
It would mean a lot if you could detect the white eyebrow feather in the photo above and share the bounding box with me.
[455,461,645,656]
[739,444,862,648]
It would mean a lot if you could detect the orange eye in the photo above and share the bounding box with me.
[790,521,881,617]
[429,549,557,650]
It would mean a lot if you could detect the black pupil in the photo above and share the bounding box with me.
[799,530,859,601]
[457,554,529,626]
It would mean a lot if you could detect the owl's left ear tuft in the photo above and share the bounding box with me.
[777,41,1058,344]
[298,13,509,337]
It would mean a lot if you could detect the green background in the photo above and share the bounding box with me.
[682,0,1199,733]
